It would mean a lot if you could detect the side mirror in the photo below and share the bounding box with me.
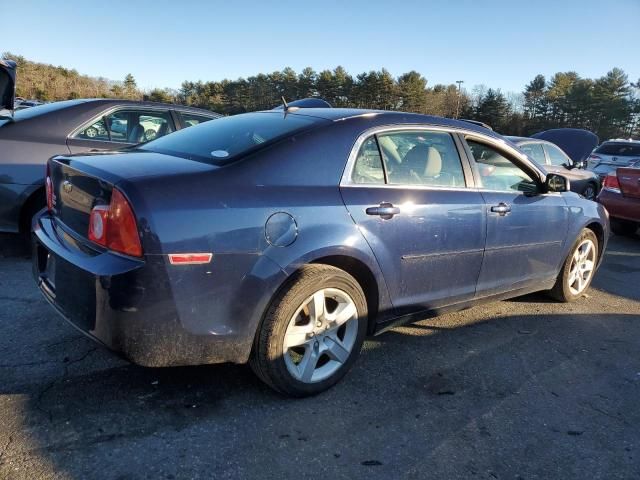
[546,173,570,193]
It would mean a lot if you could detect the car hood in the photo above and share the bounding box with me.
[0,59,16,112]
[531,128,599,162]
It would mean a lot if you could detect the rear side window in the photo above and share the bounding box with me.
[352,137,385,184]
[594,143,640,157]
[141,112,321,164]
[178,112,216,129]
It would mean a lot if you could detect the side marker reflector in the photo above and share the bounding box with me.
[168,253,213,265]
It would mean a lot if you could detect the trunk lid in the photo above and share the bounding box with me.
[49,150,216,237]
[617,167,640,199]
[50,158,113,236]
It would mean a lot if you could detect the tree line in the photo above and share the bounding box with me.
[3,52,639,140]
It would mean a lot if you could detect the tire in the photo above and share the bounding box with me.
[20,189,46,236]
[581,183,597,201]
[549,228,598,302]
[610,219,638,236]
[250,264,368,397]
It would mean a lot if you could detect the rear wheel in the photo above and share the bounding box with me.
[549,229,598,302]
[610,219,638,236]
[250,265,367,397]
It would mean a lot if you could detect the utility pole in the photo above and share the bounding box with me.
[455,80,464,119]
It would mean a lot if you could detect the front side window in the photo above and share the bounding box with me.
[519,143,546,166]
[76,118,109,141]
[545,144,570,167]
[74,109,174,144]
[467,140,538,194]
[105,110,174,143]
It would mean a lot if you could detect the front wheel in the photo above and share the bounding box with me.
[549,229,598,302]
[250,265,367,397]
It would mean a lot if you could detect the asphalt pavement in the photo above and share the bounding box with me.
[0,232,638,480]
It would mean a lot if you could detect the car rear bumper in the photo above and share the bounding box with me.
[32,214,256,367]
[597,190,640,223]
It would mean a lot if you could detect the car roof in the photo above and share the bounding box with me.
[74,98,220,115]
[274,108,501,137]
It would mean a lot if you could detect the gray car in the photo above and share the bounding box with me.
[0,93,221,234]
[507,136,601,200]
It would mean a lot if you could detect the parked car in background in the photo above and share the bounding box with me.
[531,128,599,169]
[0,98,220,233]
[587,139,640,180]
[597,162,640,236]
[507,136,601,199]
[33,107,608,396]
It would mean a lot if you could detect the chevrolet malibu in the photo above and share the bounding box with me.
[32,108,609,396]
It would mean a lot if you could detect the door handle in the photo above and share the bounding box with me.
[490,202,511,216]
[366,202,400,219]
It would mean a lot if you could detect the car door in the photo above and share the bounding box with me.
[462,137,568,296]
[67,108,175,153]
[340,128,486,315]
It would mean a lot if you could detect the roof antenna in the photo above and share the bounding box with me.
[281,96,289,111]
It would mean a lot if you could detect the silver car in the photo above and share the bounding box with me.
[587,139,640,180]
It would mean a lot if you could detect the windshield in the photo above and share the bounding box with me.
[594,142,640,157]
[140,111,324,164]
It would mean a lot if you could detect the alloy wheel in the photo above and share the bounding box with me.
[283,288,358,383]
[567,239,596,295]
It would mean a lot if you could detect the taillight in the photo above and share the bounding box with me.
[45,163,53,212]
[88,188,143,257]
[602,174,621,194]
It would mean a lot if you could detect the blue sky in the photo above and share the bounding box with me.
[2,0,639,94]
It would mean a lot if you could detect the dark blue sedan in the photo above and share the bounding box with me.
[32,108,609,396]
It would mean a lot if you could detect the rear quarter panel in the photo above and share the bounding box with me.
[562,192,609,266]
[118,122,392,359]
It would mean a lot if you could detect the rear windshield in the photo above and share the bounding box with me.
[140,111,323,164]
[11,100,86,120]
[594,142,640,157]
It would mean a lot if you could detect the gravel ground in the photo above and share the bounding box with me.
[0,232,638,480]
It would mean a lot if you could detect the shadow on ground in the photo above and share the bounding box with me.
[0,233,639,479]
